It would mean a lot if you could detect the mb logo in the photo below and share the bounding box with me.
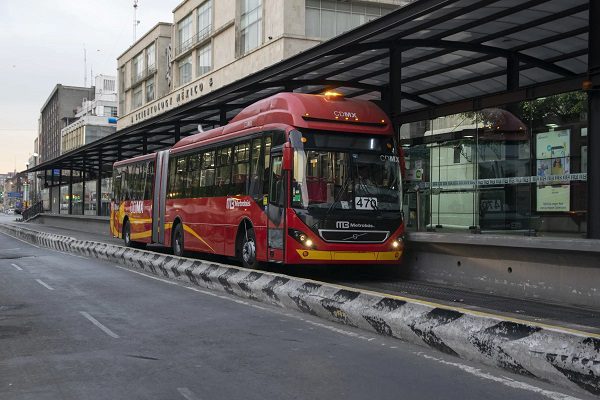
[226,198,237,210]
[336,221,350,229]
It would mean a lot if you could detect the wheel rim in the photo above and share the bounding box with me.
[174,230,182,254]
[242,238,256,264]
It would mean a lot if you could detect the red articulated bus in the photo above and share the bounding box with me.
[110,92,405,267]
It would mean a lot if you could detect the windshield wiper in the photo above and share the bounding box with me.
[311,173,353,230]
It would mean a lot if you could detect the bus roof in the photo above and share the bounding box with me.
[173,92,392,150]
[114,152,156,167]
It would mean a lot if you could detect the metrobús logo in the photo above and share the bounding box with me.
[226,198,252,210]
[333,111,357,119]
[336,221,375,229]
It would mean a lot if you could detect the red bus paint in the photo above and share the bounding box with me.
[111,93,405,266]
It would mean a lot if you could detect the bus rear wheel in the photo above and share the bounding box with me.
[123,220,132,247]
[239,226,258,269]
[172,223,184,257]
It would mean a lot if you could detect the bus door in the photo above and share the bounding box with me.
[267,151,286,262]
[152,150,170,244]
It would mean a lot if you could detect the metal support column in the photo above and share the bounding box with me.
[389,45,403,127]
[174,124,181,143]
[68,166,73,215]
[220,109,227,126]
[97,151,103,216]
[82,160,86,216]
[588,0,600,238]
[142,136,148,155]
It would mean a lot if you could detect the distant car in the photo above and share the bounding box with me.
[5,208,14,214]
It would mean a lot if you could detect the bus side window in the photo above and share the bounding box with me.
[145,161,154,201]
[176,157,187,199]
[199,151,215,197]
[167,157,177,198]
[215,147,232,196]
[123,165,131,201]
[233,142,250,195]
[188,153,200,198]
[249,137,262,199]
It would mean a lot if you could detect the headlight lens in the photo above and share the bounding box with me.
[288,229,315,248]
[391,235,404,249]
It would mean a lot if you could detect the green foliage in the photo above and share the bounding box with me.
[519,92,587,124]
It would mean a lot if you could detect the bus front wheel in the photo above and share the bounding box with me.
[239,226,258,269]
[172,223,184,257]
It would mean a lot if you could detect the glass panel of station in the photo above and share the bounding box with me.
[401,91,588,237]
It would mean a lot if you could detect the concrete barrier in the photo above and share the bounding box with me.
[1,223,598,397]
[405,232,600,309]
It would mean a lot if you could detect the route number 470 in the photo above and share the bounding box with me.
[355,197,378,210]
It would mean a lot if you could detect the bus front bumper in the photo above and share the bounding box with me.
[294,249,402,262]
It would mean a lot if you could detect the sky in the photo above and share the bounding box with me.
[0,0,178,173]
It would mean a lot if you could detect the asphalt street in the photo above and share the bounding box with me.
[0,215,594,400]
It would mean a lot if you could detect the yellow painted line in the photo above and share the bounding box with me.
[320,283,600,339]
[183,224,216,253]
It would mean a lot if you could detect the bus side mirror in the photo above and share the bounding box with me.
[282,147,293,171]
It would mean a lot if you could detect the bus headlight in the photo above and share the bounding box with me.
[289,229,315,248]
[391,236,404,249]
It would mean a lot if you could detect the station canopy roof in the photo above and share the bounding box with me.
[31,0,589,174]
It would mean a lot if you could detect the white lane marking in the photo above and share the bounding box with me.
[177,387,200,400]
[1,247,21,251]
[0,231,41,249]
[80,311,119,339]
[35,279,54,290]
[10,263,23,271]
[414,352,582,400]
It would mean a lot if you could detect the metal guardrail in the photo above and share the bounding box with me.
[21,201,44,221]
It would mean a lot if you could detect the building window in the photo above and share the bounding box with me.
[105,106,118,117]
[306,0,396,40]
[178,56,192,86]
[146,42,156,73]
[146,77,155,102]
[198,0,212,41]
[103,78,115,92]
[132,52,144,83]
[132,85,143,109]
[178,13,193,55]
[240,0,262,55]
[197,43,212,76]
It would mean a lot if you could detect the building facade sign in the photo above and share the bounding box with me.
[120,75,215,130]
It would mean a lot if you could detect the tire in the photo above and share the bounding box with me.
[123,220,132,247]
[239,225,258,269]
[172,223,184,257]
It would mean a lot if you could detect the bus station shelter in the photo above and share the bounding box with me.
[27,0,600,239]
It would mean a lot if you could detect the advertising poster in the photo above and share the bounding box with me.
[536,130,570,212]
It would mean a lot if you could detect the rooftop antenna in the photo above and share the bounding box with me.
[133,0,140,42]
[83,45,87,87]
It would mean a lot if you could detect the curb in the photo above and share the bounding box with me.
[1,223,598,396]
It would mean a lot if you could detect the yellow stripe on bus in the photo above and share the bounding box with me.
[183,224,216,253]
[296,249,402,261]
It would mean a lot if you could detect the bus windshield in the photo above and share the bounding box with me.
[291,135,402,212]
